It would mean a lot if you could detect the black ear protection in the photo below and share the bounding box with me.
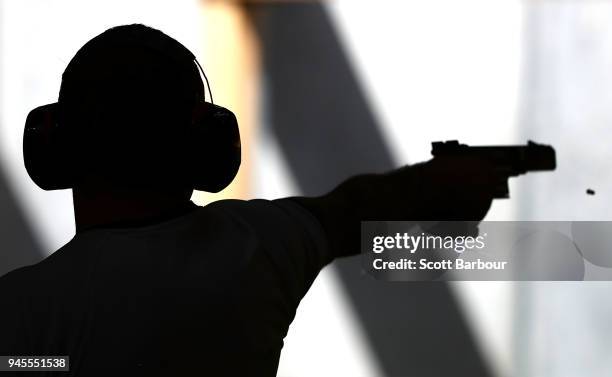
[23,26,241,193]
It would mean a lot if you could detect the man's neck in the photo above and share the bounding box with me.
[72,188,195,233]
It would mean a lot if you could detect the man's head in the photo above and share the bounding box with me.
[23,24,241,230]
[58,24,205,192]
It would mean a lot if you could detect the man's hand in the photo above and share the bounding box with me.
[409,155,500,221]
[393,156,500,237]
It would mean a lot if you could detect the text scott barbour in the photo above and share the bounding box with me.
[371,232,508,271]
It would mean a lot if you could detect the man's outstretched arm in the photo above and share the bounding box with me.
[289,156,499,258]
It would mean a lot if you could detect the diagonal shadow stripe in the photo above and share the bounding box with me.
[0,163,44,277]
[247,4,491,376]
[0,4,43,277]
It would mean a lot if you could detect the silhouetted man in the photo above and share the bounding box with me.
[0,25,497,376]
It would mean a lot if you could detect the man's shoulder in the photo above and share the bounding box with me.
[205,198,310,219]
[0,264,36,296]
[0,240,82,294]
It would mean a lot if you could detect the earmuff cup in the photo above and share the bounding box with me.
[23,101,241,192]
[24,103,74,191]
[189,102,241,193]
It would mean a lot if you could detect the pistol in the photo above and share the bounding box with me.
[431,140,556,198]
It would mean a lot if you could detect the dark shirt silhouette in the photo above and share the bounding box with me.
[0,25,496,376]
[0,199,333,376]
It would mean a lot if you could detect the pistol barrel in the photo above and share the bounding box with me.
[431,140,556,176]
